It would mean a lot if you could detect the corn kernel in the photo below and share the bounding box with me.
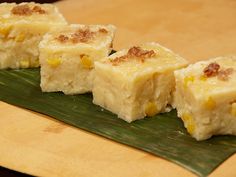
[199,75,207,81]
[204,96,216,110]
[0,26,12,37]
[47,58,61,68]
[145,101,158,117]
[231,103,236,117]
[187,122,195,135]
[80,55,93,69]
[182,113,192,121]
[20,59,30,68]
[184,76,194,87]
[15,33,25,42]
[182,113,195,135]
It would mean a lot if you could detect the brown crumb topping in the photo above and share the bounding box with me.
[203,62,220,77]
[32,5,46,14]
[128,46,155,59]
[203,62,234,81]
[11,4,46,16]
[217,68,234,81]
[71,29,95,43]
[11,4,32,15]
[56,34,69,43]
[55,27,109,44]
[99,28,108,33]
[111,46,156,66]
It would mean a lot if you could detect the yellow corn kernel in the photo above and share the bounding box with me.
[199,75,207,81]
[182,113,195,135]
[47,58,61,68]
[184,76,194,87]
[187,122,195,135]
[0,26,12,37]
[231,103,236,117]
[15,33,25,42]
[20,59,30,68]
[80,55,93,69]
[204,96,216,110]
[145,101,158,117]
[182,113,192,121]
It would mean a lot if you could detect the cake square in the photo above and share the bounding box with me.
[173,56,236,140]
[0,2,67,69]
[39,24,116,94]
[93,43,188,122]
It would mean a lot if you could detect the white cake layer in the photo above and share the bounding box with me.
[0,2,66,23]
[0,2,67,69]
[173,56,236,140]
[93,42,188,122]
[39,24,116,94]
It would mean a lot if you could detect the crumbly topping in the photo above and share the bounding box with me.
[56,34,69,43]
[11,4,32,15]
[55,27,109,44]
[71,29,95,43]
[32,5,46,14]
[11,4,46,16]
[128,46,155,59]
[217,68,234,81]
[111,46,156,66]
[203,62,220,77]
[203,62,234,81]
[99,28,108,33]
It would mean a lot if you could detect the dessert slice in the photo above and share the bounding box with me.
[93,42,188,122]
[173,56,236,140]
[39,24,116,94]
[0,2,67,69]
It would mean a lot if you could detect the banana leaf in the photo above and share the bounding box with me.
[0,68,236,177]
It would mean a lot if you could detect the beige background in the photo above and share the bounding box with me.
[1,0,236,176]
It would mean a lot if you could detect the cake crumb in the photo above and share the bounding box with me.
[55,27,111,44]
[203,62,220,77]
[203,62,234,81]
[72,29,95,43]
[111,46,156,66]
[56,34,69,43]
[99,28,108,33]
[128,46,155,60]
[11,4,32,15]
[217,68,234,81]
[32,5,46,14]
[11,4,46,16]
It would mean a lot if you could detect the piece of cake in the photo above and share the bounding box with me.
[173,56,236,140]
[39,24,116,94]
[92,42,188,122]
[0,2,67,69]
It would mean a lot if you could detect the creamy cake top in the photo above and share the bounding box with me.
[0,2,66,23]
[175,56,236,100]
[41,24,116,47]
[99,42,188,75]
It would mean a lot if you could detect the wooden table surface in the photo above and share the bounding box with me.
[1,0,236,176]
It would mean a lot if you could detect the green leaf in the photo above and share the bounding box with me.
[0,68,236,177]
